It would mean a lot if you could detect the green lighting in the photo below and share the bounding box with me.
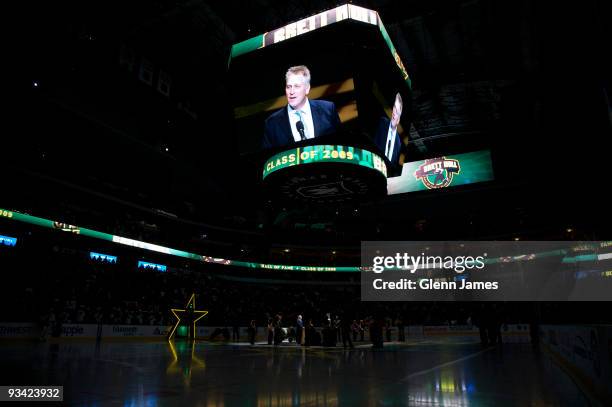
[228,3,411,88]
[4,207,608,273]
[1,206,361,272]
[263,144,387,179]
[388,150,495,195]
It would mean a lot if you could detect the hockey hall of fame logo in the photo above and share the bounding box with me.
[414,157,461,189]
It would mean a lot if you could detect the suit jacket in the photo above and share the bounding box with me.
[374,117,401,166]
[262,99,341,149]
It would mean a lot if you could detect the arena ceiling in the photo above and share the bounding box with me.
[8,0,610,257]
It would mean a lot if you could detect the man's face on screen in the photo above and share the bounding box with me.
[391,98,402,129]
[286,73,310,110]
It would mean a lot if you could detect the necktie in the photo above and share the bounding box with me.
[385,137,391,158]
[295,110,307,140]
[385,129,392,159]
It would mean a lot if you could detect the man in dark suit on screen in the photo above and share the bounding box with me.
[374,92,404,168]
[262,65,341,150]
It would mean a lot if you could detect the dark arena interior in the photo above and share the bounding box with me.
[2,0,612,406]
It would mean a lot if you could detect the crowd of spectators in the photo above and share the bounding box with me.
[2,244,610,337]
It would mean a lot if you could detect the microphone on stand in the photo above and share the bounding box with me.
[296,120,306,140]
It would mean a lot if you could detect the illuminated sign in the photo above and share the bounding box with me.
[168,293,208,340]
[0,235,17,246]
[113,236,172,255]
[230,4,411,87]
[263,5,377,47]
[138,261,167,272]
[258,264,341,272]
[262,145,387,179]
[89,252,117,263]
[599,253,612,261]
[0,210,13,219]
[414,157,461,189]
[388,150,494,195]
[53,222,80,234]
[6,207,611,273]
[202,256,232,265]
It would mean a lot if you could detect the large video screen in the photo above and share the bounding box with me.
[229,3,412,176]
[387,150,494,195]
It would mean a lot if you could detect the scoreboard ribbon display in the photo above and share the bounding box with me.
[263,145,387,180]
[2,208,611,274]
[230,3,411,88]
